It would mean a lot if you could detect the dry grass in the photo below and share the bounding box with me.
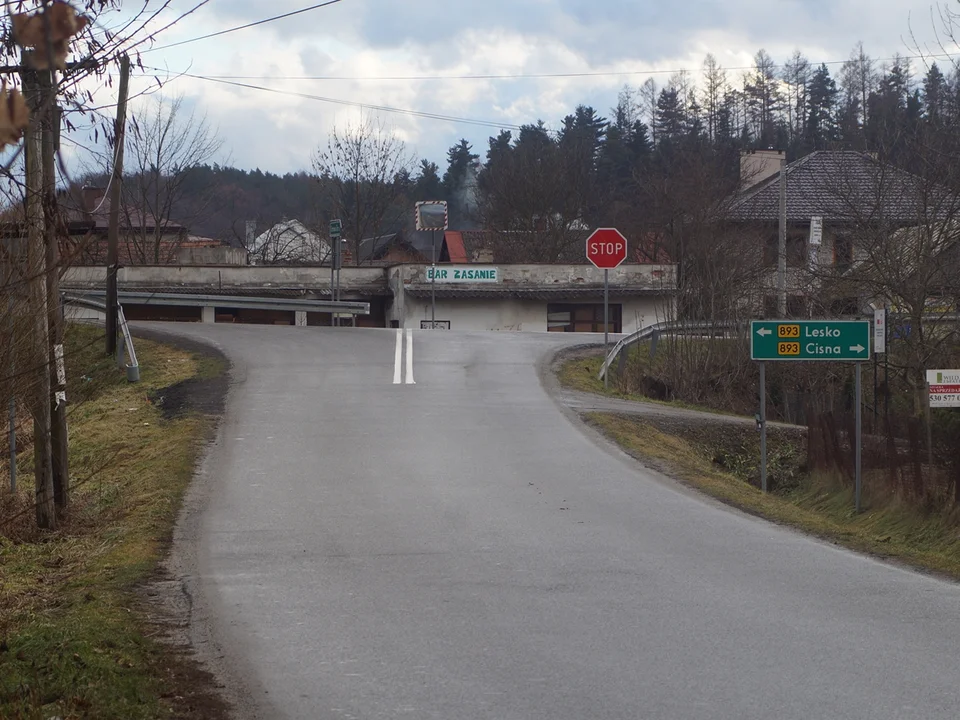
[587,412,960,579]
[0,324,224,719]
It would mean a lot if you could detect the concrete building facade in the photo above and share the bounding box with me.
[63,262,676,333]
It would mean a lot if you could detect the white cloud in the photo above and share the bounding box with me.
[62,0,954,176]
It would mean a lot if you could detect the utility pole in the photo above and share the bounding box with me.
[41,68,68,510]
[105,54,130,356]
[777,156,787,317]
[22,60,55,529]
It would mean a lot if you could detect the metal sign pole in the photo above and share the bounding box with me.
[431,229,436,326]
[335,239,341,305]
[855,362,862,513]
[604,269,610,390]
[7,292,14,492]
[760,361,767,492]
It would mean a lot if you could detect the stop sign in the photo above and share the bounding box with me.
[585,228,628,269]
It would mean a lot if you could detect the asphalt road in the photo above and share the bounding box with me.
[159,325,960,720]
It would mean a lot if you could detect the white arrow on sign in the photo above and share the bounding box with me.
[850,344,865,353]
[757,327,772,337]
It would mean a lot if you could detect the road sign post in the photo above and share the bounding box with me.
[751,319,870,508]
[586,228,628,390]
[329,219,342,319]
[759,362,767,493]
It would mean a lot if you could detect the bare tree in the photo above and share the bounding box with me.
[797,149,960,413]
[314,115,413,265]
[122,94,223,263]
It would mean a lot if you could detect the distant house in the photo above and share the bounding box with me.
[60,186,215,266]
[723,149,954,317]
[356,230,445,265]
[249,219,330,265]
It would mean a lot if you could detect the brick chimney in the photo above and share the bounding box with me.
[740,149,784,190]
[81,185,106,212]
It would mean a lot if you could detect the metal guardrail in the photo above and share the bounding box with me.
[69,290,370,315]
[598,320,744,380]
[64,294,141,382]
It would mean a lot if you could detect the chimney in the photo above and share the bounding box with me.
[81,185,106,212]
[740,149,785,190]
[245,220,256,249]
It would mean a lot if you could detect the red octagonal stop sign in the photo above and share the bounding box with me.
[586,227,628,269]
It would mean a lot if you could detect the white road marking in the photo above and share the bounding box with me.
[393,328,403,384]
[405,328,415,385]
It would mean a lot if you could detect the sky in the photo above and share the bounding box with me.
[58,0,960,176]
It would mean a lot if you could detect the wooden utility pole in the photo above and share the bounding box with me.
[22,62,55,529]
[105,55,130,356]
[777,156,787,317]
[41,68,68,510]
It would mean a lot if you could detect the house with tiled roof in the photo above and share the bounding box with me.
[53,186,244,266]
[723,149,956,317]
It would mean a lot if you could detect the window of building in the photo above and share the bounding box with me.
[830,297,858,316]
[763,295,779,318]
[764,235,778,267]
[834,234,853,271]
[786,295,807,318]
[787,235,806,266]
[547,303,622,333]
[764,231,807,267]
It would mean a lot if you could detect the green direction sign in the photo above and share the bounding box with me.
[751,320,871,361]
[329,219,342,239]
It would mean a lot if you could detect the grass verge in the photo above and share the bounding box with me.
[586,412,960,580]
[0,324,229,719]
[557,350,741,417]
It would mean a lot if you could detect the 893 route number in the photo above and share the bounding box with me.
[778,324,800,338]
[778,342,801,355]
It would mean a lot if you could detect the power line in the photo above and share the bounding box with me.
[146,70,526,131]
[143,0,345,53]
[144,51,960,83]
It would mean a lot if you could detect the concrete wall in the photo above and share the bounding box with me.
[176,247,249,266]
[399,263,675,288]
[63,262,677,332]
[63,265,387,290]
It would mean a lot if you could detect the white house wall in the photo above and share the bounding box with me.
[400,294,671,333]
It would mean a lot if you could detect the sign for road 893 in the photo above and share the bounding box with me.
[751,320,871,361]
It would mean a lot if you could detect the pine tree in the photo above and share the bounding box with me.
[442,139,479,198]
[805,63,839,150]
[413,159,443,201]
[923,63,948,125]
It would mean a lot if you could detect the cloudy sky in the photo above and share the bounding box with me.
[65,0,957,176]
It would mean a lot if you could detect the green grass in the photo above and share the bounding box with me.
[587,412,960,579]
[0,324,223,719]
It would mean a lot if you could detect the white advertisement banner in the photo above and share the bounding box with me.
[927,370,960,408]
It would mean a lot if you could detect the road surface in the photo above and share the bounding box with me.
[158,325,960,720]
